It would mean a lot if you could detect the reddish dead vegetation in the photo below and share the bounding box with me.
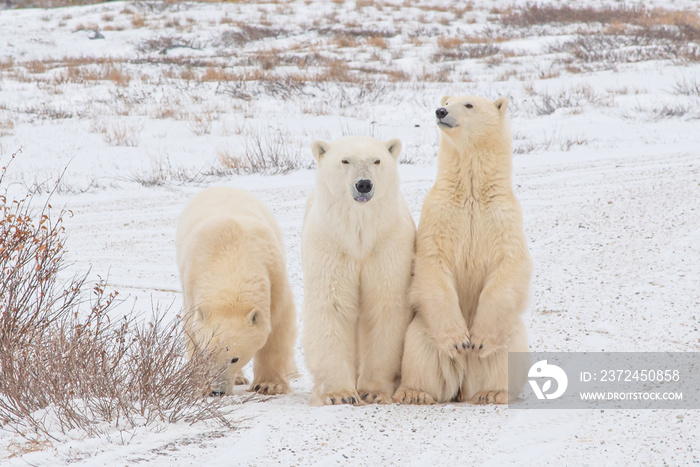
[0,149,232,440]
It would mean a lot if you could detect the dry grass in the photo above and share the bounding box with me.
[432,41,501,62]
[0,118,14,137]
[505,4,700,66]
[630,102,697,121]
[97,121,143,147]
[189,109,216,136]
[513,130,590,154]
[128,156,206,187]
[367,35,388,49]
[0,151,232,439]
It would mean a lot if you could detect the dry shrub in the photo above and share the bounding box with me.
[500,4,645,27]
[432,43,501,62]
[137,35,201,55]
[501,3,700,33]
[531,84,606,116]
[631,102,696,121]
[0,150,231,439]
[216,127,306,175]
[217,25,281,48]
[128,156,206,186]
[673,76,700,96]
[506,4,700,64]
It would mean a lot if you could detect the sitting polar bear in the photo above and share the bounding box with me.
[394,95,531,405]
[176,186,297,396]
[302,136,416,406]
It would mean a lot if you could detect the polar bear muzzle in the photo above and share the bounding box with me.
[435,107,458,129]
[353,178,374,203]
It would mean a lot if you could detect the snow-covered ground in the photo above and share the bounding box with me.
[1,0,699,465]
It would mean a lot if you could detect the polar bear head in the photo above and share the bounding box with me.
[191,290,271,392]
[434,95,511,153]
[311,136,402,204]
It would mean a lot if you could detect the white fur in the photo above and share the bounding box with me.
[394,96,531,405]
[302,136,416,405]
[176,186,297,395]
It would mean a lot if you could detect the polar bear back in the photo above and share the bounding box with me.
[176,186,281,252]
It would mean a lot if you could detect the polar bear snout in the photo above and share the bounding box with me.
[353,178,374,203]
[436,107,458,129]
[355,178,373,194]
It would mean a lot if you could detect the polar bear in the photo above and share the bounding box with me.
[302,136,416,406]
[176,186,297,396]
[394,95,531,405]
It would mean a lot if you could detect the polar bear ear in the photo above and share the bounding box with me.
[495,97,509,115]
[440,95,451,106]
[311,140,329,162]
[246,308,259,326]
[385,138,402,160]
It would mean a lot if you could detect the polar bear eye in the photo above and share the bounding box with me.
[465,103,473,109]
[374,160,380,165]
[341,159,349,164]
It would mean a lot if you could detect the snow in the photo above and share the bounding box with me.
[1,0,699,465]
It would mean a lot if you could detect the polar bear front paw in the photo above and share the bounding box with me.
[233,374,249,385]
[435,327,471,359]
[321,390,364,406]
[393,387,436,405]
[358,390,393,404]
[468,321,506,359]
[250,380,291,395]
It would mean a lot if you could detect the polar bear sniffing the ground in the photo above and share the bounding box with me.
[394,96,531,405]
[302,136,416,406]
[176,186,297,396]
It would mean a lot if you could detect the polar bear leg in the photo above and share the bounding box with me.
[251,265,297,396]
[460,318,529,404]
[356,248,412,404]
[394,316,464,404]
[303,253,362,406]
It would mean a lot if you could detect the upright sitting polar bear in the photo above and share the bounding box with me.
[176,186,297,396]
[302,136,415,405]
[394,96,531,405]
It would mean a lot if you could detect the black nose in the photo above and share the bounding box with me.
[355,179,373,194]
[231,357,239,364]
[436,107,448,119]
